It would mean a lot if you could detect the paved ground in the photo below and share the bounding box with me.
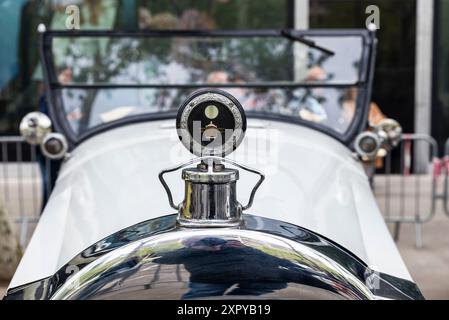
[374,174,449,299]
[392,216,449,299]
[0,171,448,299]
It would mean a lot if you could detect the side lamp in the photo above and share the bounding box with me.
[19,112,69,160]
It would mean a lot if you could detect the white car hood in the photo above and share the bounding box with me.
[10,119,412,289]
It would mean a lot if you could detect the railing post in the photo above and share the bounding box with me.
[378,133,439,248]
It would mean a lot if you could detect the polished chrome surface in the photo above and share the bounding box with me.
[51,228,374,300]
[159,157,265,227]
[4,214,424,300]
[19,112,52,145]
[354,131,381,161]
[179,171,241,227]
[182,167,239,184]
[41,133,69,160]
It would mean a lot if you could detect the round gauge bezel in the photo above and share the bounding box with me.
[176,89,247,157]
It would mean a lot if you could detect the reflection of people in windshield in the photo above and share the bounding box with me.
[287,66,328,124]
[207,69,290,113]
[207,71,230,84]
[298,66,328,123]
[206,70,257,109]
[305,66,327,82]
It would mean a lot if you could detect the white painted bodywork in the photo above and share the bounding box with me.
[9,119,412,289]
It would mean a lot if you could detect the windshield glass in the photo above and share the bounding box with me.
[45,31,369,141]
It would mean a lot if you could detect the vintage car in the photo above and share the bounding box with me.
[4,26,423,300]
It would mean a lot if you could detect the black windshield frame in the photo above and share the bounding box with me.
[39,29,377,147]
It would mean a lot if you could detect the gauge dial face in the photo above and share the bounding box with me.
[176,89,246,157]
[204,105,219,120]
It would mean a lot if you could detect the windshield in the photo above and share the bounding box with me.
[42,30,373,144]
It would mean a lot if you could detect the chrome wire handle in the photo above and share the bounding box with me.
[158,156,265,211]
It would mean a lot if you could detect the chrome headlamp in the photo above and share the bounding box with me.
[354,132,381,161]
[41,133,69,160]
[19,112,52,145]
[19,112,69,159]
[355,118,403,162]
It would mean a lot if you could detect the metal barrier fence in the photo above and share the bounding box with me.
[373,134,447,248]
[0,136,51,249]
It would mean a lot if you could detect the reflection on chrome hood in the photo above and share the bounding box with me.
[4,215,423,300]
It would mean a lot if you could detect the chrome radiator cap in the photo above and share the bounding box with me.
[180,164,241,227]
[160,157,264,228]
